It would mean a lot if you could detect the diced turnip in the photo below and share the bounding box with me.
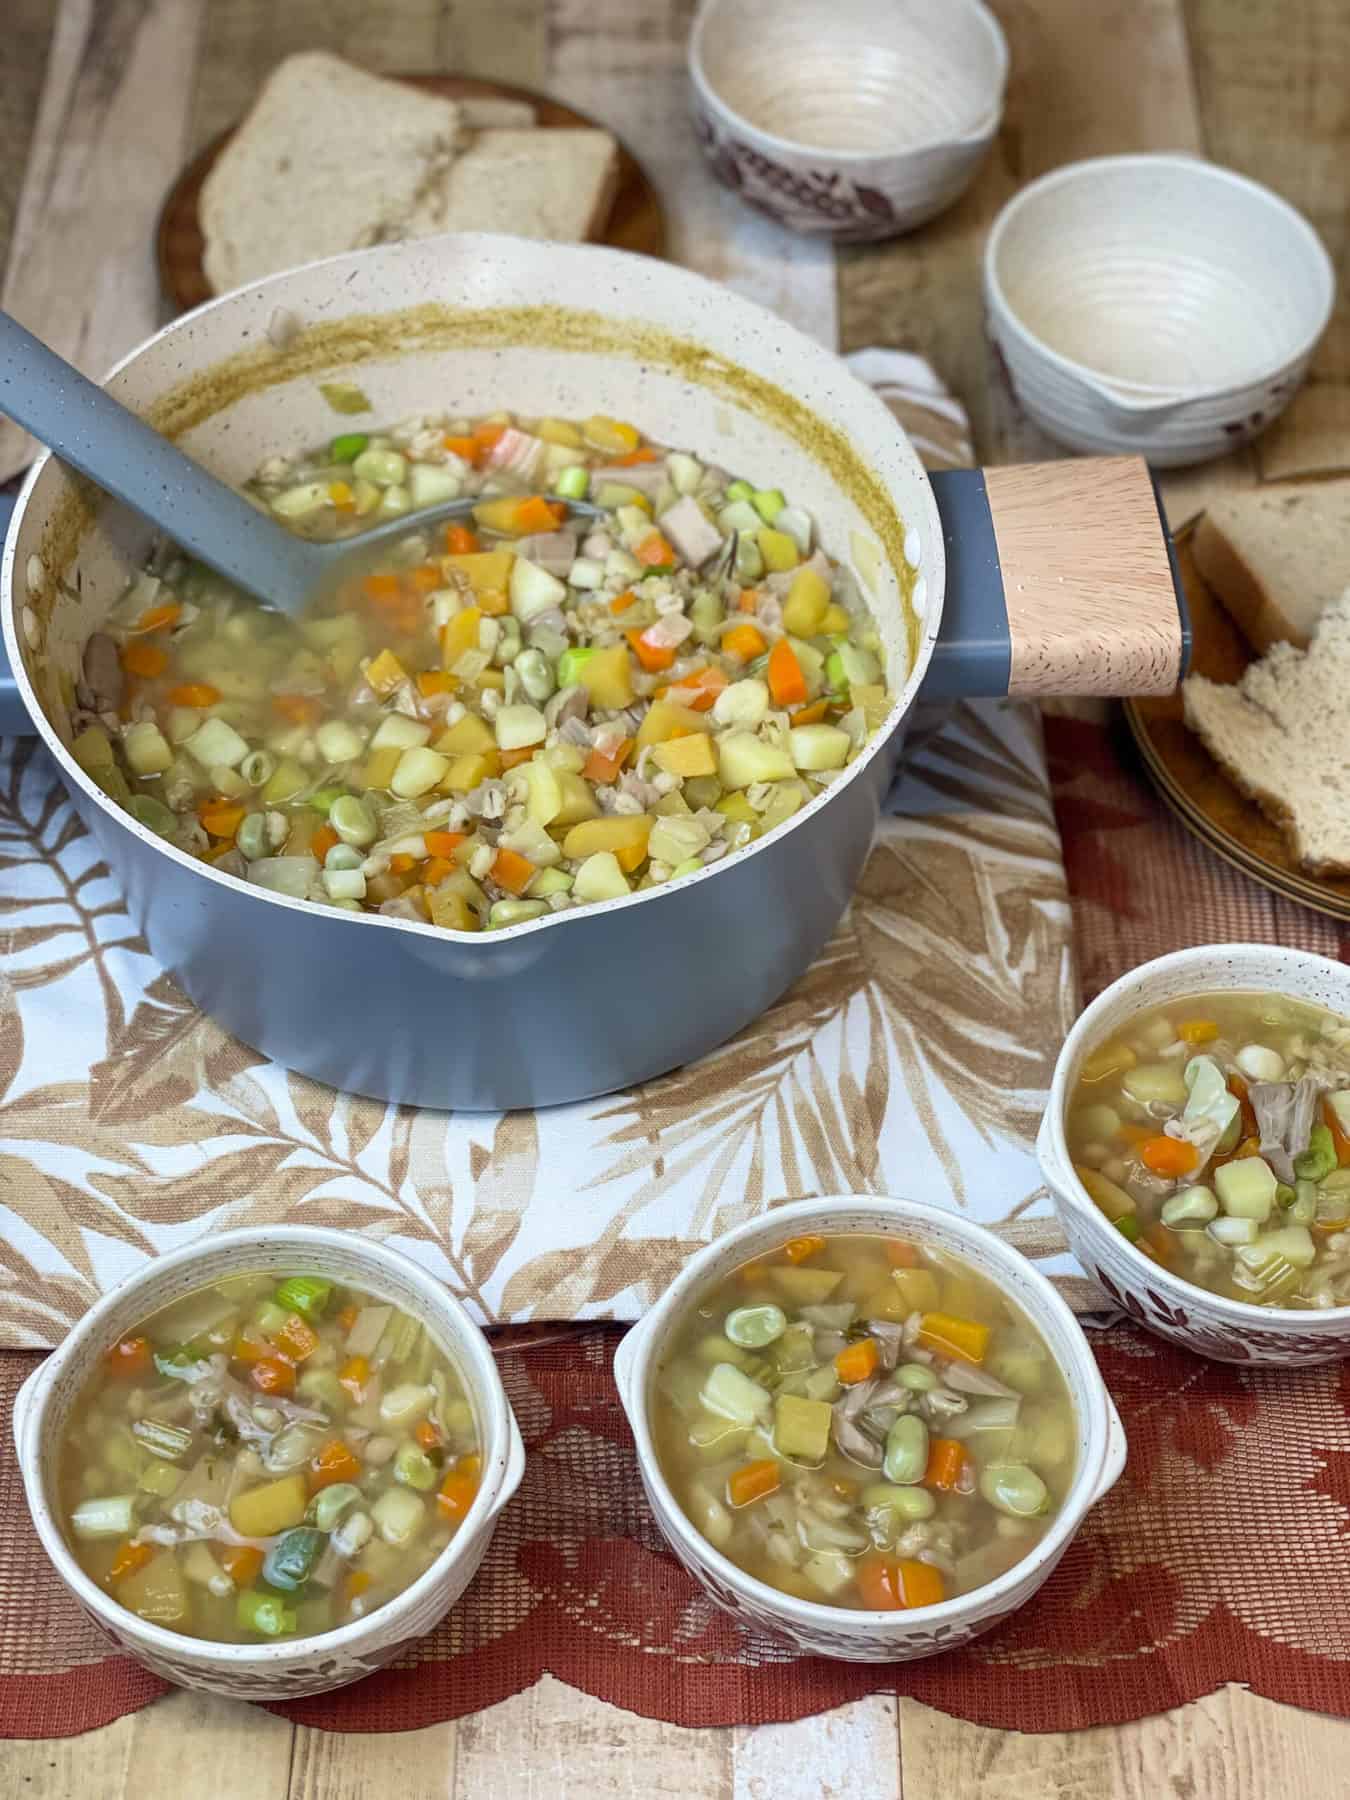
[716,731,795,789]
[510,557,568,623]
[658,495,723,568]
[700,1362,772,1427]
[408,462,461,507]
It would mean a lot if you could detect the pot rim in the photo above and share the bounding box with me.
[616,1193,1123,1631]
[1042,943,1350,1328]
[1,234,944,952]
[16,1224,516,1666]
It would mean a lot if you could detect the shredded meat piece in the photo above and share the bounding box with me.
[1251,1075,1326,1183]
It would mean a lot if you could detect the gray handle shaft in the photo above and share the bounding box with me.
[0,311,317,612]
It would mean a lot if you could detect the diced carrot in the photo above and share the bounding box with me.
[329,481,355,512]
[417,670,458,697]
[626,627,676,672]
[388,853,417,875]
[663,666,728,712]
[336,1304,359,1334]
[726,1459,781,1509]
[406,564,442,595]
[1139,1135,1199,1177]
[478,588,510,617]
[491,847,536,895]
[924,1437,967,1491]
[230,1332,270,1366]
[609,589,638,614]
[134,601,182,634]
[635,531,677,569]
[1228,1073,1258,1138]
[783,1235,825,1264]
[199,802,246,841]
[445,524,480,555]
[272,693,323,726]
[167,682,220,708]
[438,1467,480,1526]
[472,422,509,462]
[250,1356,296,1397]
[1177,1019,1219,1043]
[514,495,562,535]
[343,1568,373,1606]
[835,1338,879,1386]
[896,1559,945,1609]
[308,1438,362,1493]
[916,1313,990,1365]
[311,823,339,863]
[414,1418,444,1452]
[425,830,466,860]
[583,737,633,784]
[499,747,536,770]
[443,435,479,462]
[217,1544,263,1588]
[274,1313,319,1363]
[857,1556,946,1611]
[420,856,453,887]
[104,1335,151,1378]
[722,623,767,662]
[363,572,402,605]
[338,1354,369,1401]
[612,445,661,465]
[108,1541,155,1585]
[1325,1098,1350,1167]
[121,641,167,678]
[885,1240,921,1268]
[737,589,760,613]
[767,638,808,707]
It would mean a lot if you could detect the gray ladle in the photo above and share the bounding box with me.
[0,310,601,616]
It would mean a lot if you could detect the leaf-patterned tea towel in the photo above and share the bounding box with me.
[0,356,1082,1348]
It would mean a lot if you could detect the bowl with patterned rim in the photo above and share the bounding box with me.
[13,1226,525,1698]
[614,1194,1125,1662]
[1038,945,1350,1365]
[688,0,1007,242]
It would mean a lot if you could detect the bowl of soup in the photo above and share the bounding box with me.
[1038,944,1350,1365]
[613,1196,1125,1662]
[12,1226,524,1698]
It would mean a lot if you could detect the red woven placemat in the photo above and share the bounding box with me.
[2,711,1347,1738]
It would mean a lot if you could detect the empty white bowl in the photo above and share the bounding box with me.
[984,154,1335,467]
[1038,945,1350,1365]
[689,0,1008,240]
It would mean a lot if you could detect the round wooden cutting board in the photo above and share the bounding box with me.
[157,73,667,314]
[1124,520,1350,922]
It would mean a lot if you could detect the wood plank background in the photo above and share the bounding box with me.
[1,0,1348,1792]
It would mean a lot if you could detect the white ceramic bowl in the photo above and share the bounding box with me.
[614,1196,1125,1662]
[13,1227,525,1699]
[1038,945,1350,1366]
[984,154,1335,467]
[689,0,1007,240]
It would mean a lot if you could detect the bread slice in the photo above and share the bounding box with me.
[201,52,464,293]
[411,128,620,242]
[1193,483,1350,655]
[457,98,537,129]
[1183,588,1350,874]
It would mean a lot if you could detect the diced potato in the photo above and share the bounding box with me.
[582,415,640,456]
[1073,1165,1136,1223]
[1079,1041,1137,1084]
[444,550,515,594]
[537,417,584,448]
[473,497,532,535]
[715,791,759,829]
[891,1268,940,1314]
[442,753,493,793]
[1215,1156,1277,1222]
[562,814,653,871]
[428,886,477,929]
[578,643,633,710]
[123,721,173,776]
[361,745,402,791]
[118,1551,190,1628]
[803,1552,855,1599]
[768,1266,844,1305]
[789,724,851,772]
[573,852,631,902]
[652,734,718,778]
[365,648,407,698]
[774,1394,833,1460]
[552,770,600,826]
[434,712,496,756]
[442,606,482,666]
[636,700,713,747]
[71,725,115,772]
[859,1282,908,1323]
[717,731,795,789]
[758,528,800,572]
[229,1472,308,1538]
[1122,1062,1189,1108]
[391,747,450,799]
[781,568,831,635]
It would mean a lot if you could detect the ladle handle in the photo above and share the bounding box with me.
[922,456,1190,699]
[0,311,316,614]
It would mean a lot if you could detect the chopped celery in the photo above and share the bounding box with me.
[237,1588,298,1637]
[273,1276,332,1320]
[1294,1124,1337,1183]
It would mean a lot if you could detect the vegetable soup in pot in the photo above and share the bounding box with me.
[59,1272,481,1642]
[652,1233,1076,1611]
[71,407,895,931]
[1067,990,1350,1308]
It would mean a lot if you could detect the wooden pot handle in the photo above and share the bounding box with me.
[922,455,1189,699]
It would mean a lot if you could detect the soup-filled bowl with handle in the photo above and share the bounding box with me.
[614,1195,1126,1662]
[1039,945,1350,1366]
[1,233,1186,1112]
[12,1225,525,1699]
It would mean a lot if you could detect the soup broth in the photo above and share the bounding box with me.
[652,1232,1076,1611]
[1067,989,1350,1308]
[58,1272,481,1642]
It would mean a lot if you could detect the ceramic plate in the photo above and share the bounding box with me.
[157,73,667,313]
[1124,519,1350,921]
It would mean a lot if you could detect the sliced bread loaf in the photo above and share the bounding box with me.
[1193,483,1350,654]
[411,127,620,242]
[201,52,464,293]
[1182,587,1350,874]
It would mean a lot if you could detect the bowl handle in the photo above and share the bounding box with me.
[492,1408,527,1515]
[611,1319,650,1417]
[1091,1392,1128,1506]
[920,459,1190,702]
[11,1354,53,1454]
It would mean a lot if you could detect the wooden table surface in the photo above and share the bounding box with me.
[2,0,1348,1793]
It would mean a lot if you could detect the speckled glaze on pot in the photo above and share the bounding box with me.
[689,0,1007,241]
[613,1196,1125,1662]
[1039,945,1350,1365]
[12,1227,525,1698]
[985,156,1335,467]
[1,233,941,1111]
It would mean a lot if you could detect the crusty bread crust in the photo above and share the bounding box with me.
[1192,512,1311,656]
